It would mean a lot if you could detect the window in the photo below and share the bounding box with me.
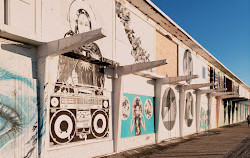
[4,0,9,25]
[202,66,206,79]
[218,72,220,88]
[209,67,214,89]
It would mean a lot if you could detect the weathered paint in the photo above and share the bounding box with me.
[0,68,38,158]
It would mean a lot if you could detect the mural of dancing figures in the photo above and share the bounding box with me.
[121,94,155,138]
[0,68,38,158]
[49,0,110,147]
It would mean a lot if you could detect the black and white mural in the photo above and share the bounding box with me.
[49,0,110,147]
[184,92,193,127]
[116,1,151,63]
[162,88,177,131]
[183,50,193,83]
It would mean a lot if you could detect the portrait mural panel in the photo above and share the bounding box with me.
[185,92,194,127]
[121,94,155,138]
[161,88,177,131]
[49,0,110,147]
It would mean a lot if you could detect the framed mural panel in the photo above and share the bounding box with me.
[121,94,155,138]
[48,0,111,147]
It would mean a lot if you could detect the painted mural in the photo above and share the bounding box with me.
[0,67,38,157]
[184,92,193,127]
[121,94,155,138]
[200,108,208,130]
[183,50,193,83]
[116,1,151,63]
[161,88,177,131]
[49,0,110,147]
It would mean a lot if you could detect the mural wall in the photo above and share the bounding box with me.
[121,94,155,138]
[47,0,111,148]
[0,68,38,158]
[115,0,156,65]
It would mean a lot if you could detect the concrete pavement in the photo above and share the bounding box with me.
[102,122,250,158]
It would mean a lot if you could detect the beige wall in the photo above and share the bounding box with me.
[156,32,177,77]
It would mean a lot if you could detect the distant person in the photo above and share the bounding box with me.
[247,115,250,127]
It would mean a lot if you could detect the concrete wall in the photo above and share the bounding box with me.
[0,0,42,40]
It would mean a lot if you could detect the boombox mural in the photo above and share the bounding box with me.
[121,94,155,138]
[49,0,110,147]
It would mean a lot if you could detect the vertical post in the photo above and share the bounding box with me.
[196,92,201,133]
[155,81,162,143]
[207,94,212,129]
[216,98,221,127]
[113,76,124,153]
[179,89,185,137]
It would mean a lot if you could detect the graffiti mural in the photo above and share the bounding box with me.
[116,1,150,63]
[184,92,193,127]
[0,67,38,157]
[49,0,110,147]
[121,94,155,138]
[200,108,208,130]
[162,88,177,131]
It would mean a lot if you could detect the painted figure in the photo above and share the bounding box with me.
[130,97,145,135]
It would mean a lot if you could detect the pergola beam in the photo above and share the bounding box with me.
[114,59,168,78]
[157,75,199,85]
[181,83,214,91]
[196,88,227,95]
[211,92,235,97]
[216,95,240,99]
[38,28,106,58]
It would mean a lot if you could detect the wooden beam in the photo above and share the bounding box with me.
[182,83,214,91]
[114,59,168,77]
[211,92,235,97]
[38,28,106,58]
[216,95,240,99]
[157,74,199,85]
[197,88,227,95]
[239,99,250,105]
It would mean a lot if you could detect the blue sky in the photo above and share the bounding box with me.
[151,0,250,87]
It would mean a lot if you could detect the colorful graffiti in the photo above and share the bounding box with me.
[0,67,38,157]
[200,108,208,130]
[121,94,155,138]
[116,1,151,63]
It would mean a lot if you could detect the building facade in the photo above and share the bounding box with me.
[0,0,249,157]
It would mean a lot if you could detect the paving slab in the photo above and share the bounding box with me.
[102,122,250,158]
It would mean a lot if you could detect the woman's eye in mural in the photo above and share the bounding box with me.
[0,102,21,138]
